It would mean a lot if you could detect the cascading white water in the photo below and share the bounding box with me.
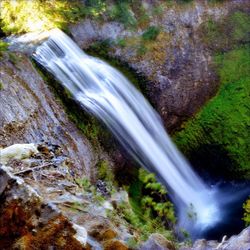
[10,29,221,235]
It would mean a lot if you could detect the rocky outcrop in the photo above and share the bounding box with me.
[0,52,96,177]
[69,0,250,131]
[0,143,136,249]
[0,166,88,249]
[139,233,176,250]
[179,228,250,250]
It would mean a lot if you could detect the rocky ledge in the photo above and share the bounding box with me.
[0,143,249,250]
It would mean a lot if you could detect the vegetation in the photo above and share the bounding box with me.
[200,11,250,51]
[33,62,113,149]
[142,26,161,41]
[129,168,176,228]
[108,199,174,245]
[0,0,86,34]
[243,198,250,226]
[0,40,8,51]
[108,1,137,28]
[174,45,250,178]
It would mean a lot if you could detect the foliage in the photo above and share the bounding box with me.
[128,168,176,235]
[83,0,106,18]
[116,38,127,48]
[75,177,94,193]
[243,198,250,226]
[75,177,106,204]
[108,2,137,28]
[97,159,117,192]
[108,199,174,244]
[174,45,250,177]
[107,167,176,244]
[200,11,250,51]
[0,0,85,34]
[0,82,3,90]
[142,26,161,41]
[138,169,176,224]
[0,40,8,51]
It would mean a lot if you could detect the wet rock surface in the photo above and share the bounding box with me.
[70,0,250,132]
[0,53,96,177]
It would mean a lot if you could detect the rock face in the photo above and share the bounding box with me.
[69,0,250,131]
[180,228,250,250]
[0,144,135,249]
[0,52,96,177]
[139,233,176,250]
[0,166,88,250]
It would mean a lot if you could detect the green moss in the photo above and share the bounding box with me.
[243,198,250,226]
[200,11,250,51]
[0,82,3,90]
[97,160,115,183]
[108,1,137,28]
[0,40,8,51]
[33,61,113,149]
[83,0,106,18]
[142,26,161,41]
[137,44,148,56]
[174,45,250,178]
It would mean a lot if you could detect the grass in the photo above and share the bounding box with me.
[174,45,250,178]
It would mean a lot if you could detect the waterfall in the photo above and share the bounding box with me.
[10,29,221,235]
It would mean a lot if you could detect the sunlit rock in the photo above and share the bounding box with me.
[0,143,38,165]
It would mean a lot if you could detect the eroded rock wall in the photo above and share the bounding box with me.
[0,52,96,177]
[69,0,250,131]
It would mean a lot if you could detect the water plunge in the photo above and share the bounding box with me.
[10,29,222,237]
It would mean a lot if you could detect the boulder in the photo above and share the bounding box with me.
[0,143,38,165]
[139,233,176,250]
[0,166,88,249]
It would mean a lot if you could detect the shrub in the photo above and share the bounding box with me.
[83,0,106,18]
[0,0,84,34]
[142,26,161,41]
[138,169,176,225]
[108,2,137,28]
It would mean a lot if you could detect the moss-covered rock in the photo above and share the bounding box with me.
[174,45,250,179]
